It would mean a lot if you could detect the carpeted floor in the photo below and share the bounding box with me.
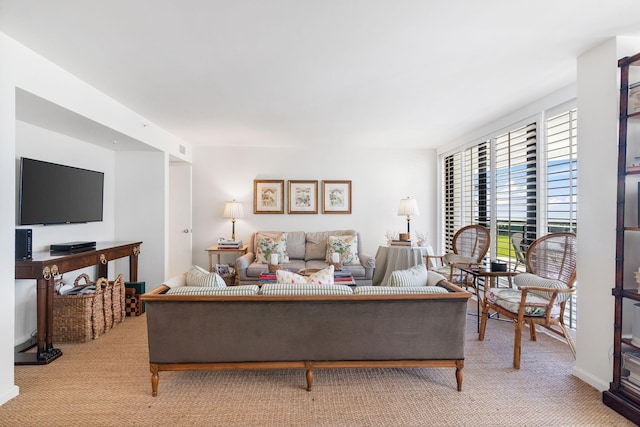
[0,300,633,426]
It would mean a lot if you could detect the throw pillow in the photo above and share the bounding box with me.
[388,263,429,287]
[276,265,335,285]
[255,232,289,264]
[325,234,360,265]
[186,265,226,288]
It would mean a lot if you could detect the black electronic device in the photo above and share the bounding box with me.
[15,228,32,260]
[50,241,97,252]
[18,157,104,225]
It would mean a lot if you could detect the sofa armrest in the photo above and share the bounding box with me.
[359,253,375,280]
[235,252,255,280]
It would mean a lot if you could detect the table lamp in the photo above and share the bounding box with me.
[397,197,419,240]
[223,200,244,241]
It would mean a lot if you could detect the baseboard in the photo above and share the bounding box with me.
[572,365,609,392]
[0,384,19,406]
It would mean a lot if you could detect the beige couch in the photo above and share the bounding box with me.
[235,230,375,286]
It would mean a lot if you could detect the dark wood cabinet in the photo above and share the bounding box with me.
[603,52,640,423]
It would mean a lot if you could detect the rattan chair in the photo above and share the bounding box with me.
[425,224,490,288]
[478,232,577,369]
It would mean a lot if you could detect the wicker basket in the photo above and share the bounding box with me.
[53,275,107,343]
[110,274,126,325]
[103,279,114,332]
[221,267,236,286]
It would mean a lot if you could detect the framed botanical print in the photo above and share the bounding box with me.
[254,180,285,214]
[322,180,352,214]
[288,180,318,214]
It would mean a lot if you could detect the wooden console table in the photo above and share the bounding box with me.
[14,241,142,365]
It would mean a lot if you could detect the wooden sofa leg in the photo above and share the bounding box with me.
[305,362,314,391]
[455,360,464,391]
[150,363,159,397]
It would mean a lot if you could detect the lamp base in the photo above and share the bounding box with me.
[399,232,410,241]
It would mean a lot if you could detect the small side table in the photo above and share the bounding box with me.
[206,245,248,273]
[459,266,518,332]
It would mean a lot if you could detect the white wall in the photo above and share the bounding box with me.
[0,31,191,406]
[572,37,640,391]
[14,121,118,345]
[0,32,20,406]
[190,146,438,270]
[114,151,167,288]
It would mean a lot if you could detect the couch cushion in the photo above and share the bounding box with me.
[276,265,335,285]
[326,234,360,265]
[354,286,448,295]
[166,285,259,296]
[388,263,429,287]
[305,231,329,260]
[186,265,226,288]
[255,232,290,264]
[486,287,561,317]
[283,231,306,260]
[259,283,353,296]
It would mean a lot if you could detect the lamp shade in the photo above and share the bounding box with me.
[223,201,244,219]
[397,198,419,217]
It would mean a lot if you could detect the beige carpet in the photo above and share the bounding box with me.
[0,300,633,427]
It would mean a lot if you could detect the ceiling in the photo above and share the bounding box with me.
[2,0,640,150]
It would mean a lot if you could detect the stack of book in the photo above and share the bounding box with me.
[390,239,412,246]
[218,240,243,249]
[622,350,640,392]
[258,272,277,283]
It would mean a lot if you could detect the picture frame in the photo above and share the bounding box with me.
[322,180,352,214]
[288,180,318,214]
[254,179,285,214]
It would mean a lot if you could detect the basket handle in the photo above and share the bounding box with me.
[74,273,91,287]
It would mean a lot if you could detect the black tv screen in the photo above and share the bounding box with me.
[19,157,104,225]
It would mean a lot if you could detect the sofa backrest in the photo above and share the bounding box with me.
[249,230,361,261]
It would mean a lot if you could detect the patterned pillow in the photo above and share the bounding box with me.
[388,263,429,287]
[276,265,335,285]
[186,265,226,288]
[255,232,289,264]
[325,234,360,265]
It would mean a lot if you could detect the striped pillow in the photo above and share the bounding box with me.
[166,285,259,296]
[354,286,448,295]
[388,263,428,287]
[260,283,353,296]
[514,273,571,303]
[186,265,226,288]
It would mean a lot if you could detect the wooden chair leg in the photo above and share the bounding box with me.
[529,319,537,341]
[513,320,522,369]
[479,302,489,341]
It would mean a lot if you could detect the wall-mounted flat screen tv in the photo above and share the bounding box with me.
[18,157,104,225]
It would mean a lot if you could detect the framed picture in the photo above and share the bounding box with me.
[254,180,285,214]
[322,180,352,214]
[288,180,318,214]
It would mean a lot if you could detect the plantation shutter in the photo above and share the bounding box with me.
[546,108,578,234]
[494,122,537,267]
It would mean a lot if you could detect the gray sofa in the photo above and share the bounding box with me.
[235,230,375,286]
[141,274,471,396]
